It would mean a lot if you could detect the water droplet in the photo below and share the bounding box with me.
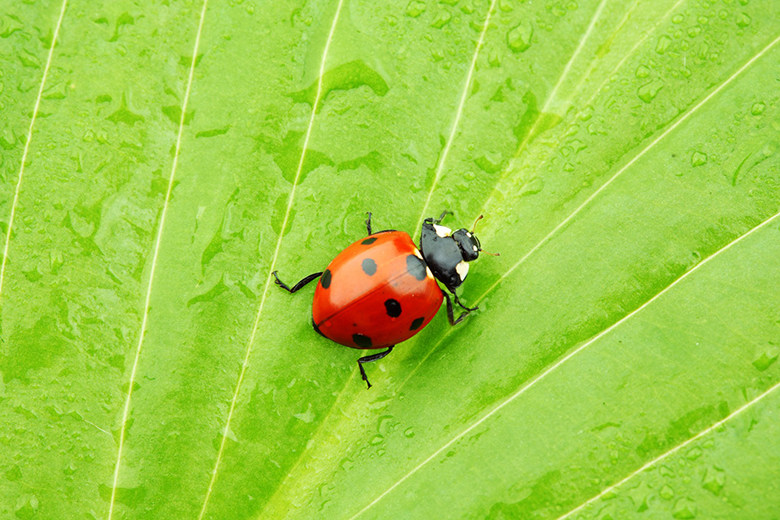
[404,427,415,438]
[660,484,675,500]
[656,35,672,54]
[507,22,533,53]
[736,13,751,28]
[5,465,21,481]
[635,65,650,78]
[14,494,39,519]
[752,348,778,371]
[685,446,703,460]
[702,466,726,495]
[672,14,685,23]
[751,102,766,115]
[719,10,729,20]
[293,403,315,423]
[430,10,452,28]
[405,1,426,17]
[672,497,696,519]
[369,435,384,445]
[637,80,664,103]
[691,151,708,167]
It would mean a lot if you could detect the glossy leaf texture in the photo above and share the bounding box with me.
[1,0,779,519]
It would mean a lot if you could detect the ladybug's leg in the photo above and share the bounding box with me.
[434,210,451,224]
[452,293,478,312]
[443,290,473,326]
[272,271,323,293]
[357,346,394,389]
[365,211,373,235]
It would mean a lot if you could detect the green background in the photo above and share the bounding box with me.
[1,0,779,518]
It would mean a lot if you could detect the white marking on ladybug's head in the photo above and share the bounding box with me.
[456,261,469,281]
[472,245,478,252]
[433,224,451,238]
[413,249,423,259]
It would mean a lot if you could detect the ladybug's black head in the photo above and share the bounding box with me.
[452,228,481,262]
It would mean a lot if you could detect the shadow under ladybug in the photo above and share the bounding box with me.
[273,211,497,389]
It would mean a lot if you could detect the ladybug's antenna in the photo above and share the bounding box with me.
[470,214,499,255]
[471,214,484,234]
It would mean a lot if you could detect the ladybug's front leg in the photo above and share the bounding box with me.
[443,290,475,326]
[272,271,323,293]
[357,346,394,389]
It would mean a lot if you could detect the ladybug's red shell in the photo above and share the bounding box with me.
[312,231,443,349]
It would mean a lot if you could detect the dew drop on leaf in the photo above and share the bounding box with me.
[672,497,697,519]
[691,151,708,167]
[752,349,778,371]
[702,466,726,495]
[507,21,533,53]
[656,35,672,54]
[405,1,426,18]
[430,10,452,29]
[637,79,664,103]
[751,102,766,115]
[736,13,752,28]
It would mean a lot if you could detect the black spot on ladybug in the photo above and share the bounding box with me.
[321,269,332,289]
[384,298,402,318]
[362,237,378,245]
[353,333,373,348]
[410,317,424,331]
[406,254,426,281]
[312,318,327,338]
[362,258,377,276]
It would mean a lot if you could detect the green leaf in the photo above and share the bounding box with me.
[1,0,779,519]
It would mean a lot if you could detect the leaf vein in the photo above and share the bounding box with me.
[0,0,68,300]
[414,0,498,235]
[557,377,780,519]
[107,1,210,518]
[197,1,346,517]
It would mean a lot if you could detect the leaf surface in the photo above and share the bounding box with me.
[1,0,779,519]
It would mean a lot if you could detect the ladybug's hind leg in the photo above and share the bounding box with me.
[358,346,394,389]
[365,211,373,235]
[443,291,476,326]
[272,271,323,293]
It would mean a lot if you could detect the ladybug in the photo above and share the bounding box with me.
[273,211,495,388]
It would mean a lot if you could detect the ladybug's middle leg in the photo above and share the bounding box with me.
[272,271,323,293]
[452,293,478,312]
[358,346,394,389]
[443,290,474,326]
